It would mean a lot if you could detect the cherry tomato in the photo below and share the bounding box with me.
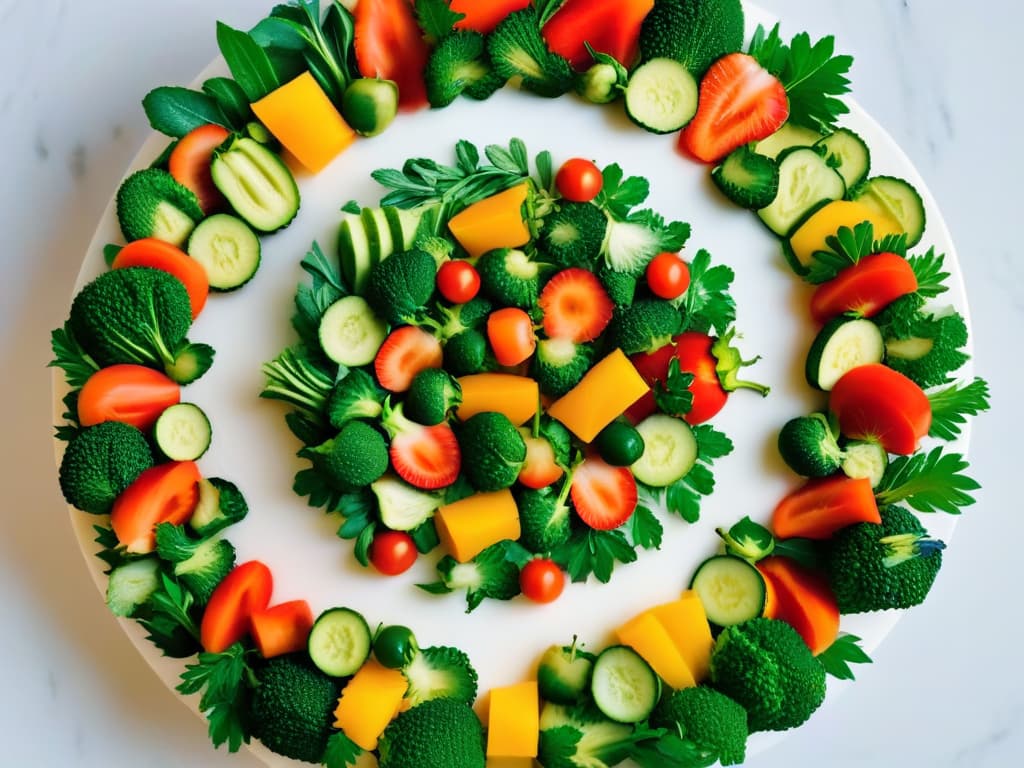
[555,158,603,202]
[646,252,691,300]
[520,558,565,603]
[374,624,419,668]
[369,530,418,575]
[486,307,537,366]
[671,332,728,425]
[436,260,481,304]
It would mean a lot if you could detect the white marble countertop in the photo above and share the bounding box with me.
[2,1,1020,766]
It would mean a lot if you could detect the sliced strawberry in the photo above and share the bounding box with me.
[518,428,565,489]
[679,53,789,164]
[168,124,230,214]
[383,403,461,489]
[374,326,443,392]
[539,268,614,343]
[570,456,638,530]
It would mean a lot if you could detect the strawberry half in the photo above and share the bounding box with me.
[570,455,638,530]
[374,325,443,392]
[679,53,789,164]
[382,401,461,489]
[539,268,614,343]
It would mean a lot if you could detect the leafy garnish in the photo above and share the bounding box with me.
[653,358,695,416]
[928,377,991,442]
[907,247,950,298]
[595,163,650,220]
[177,642,259,753]
[874,447,980,514]
[261,345,335,418]
[293,240,351,347]
[637,426,734,524]
[54,389,81,442]
[817,634,872,680]
[323,732,364,768]
[628,505,665,551]
[415,0,465,41]
[535,0,567,27]
[103,243,122,267]
[137,573,203,658]
[805,221,907,284]
[93,524,134,572]
[553,528,638,583]
[215,22,281,102]
[141,86,231,138]
[49,322,100,389]
[202,77,254,129]
[678,249,736,334]
[772,537,825,570]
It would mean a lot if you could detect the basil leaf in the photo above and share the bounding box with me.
[250,16,311,51]
[215,22,281,102]
[201,78,252,129]
[323,2,355,74]
[142,86,229,138]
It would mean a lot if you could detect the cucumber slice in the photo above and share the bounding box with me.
[307,607,372,677]
[841,440,889,488]
[590,646,661,723]
[537,642,595,705]
[187,213,261,291]
[624,58,698,134]
[690,554,767,627]
[211,136,300,233]
[338,211,374,294]
[805,316,885,391]
[363,207,394,270]
[754,122,823,159]
[757,147,846,237]
[815,128,871,189]
[371,475,441,531]
[630,414,697,487]
[154,402,212,461]
[383,205,421,251]
[106,558,161,617]
[850,175,926,246]
[318,295,388,366]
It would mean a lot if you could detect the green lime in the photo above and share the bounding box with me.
[342,78,399,137]
[595,421,645,466]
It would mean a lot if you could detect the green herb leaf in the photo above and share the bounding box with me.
[535,0,568,26]
[202,77,255,129]
[553,528,637,583]
[411,519,441,553]
[817,634,872,680]
[628,505,664,550]
[653,359,695,416]
[772,537,825,570]
[137,573,203,658]
[353,521,377,567]
[596,163,650,219]
[93,524,133,572]
[875,447,980,514]
[49,322,100,389]
[928,377,991,442]
[679,249,737,335]
[907,247,950,298]
[103,243,122,268]
[415,0,465,41]
[141,86,230,138]
[216,22,281,102]
[323,732,364,768]
[177,642,258,752]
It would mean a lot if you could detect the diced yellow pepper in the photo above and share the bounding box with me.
[447,183,531,257]
[456,373,539,426]
[332,660,408,751]
[616,612,696,691]
[546,349,649,443]
[486,759,535,768]
[649,590,714,683]
[787,200,902,268]
[251,71,356,173]
[486,681,540,758]
[435,489,520,563]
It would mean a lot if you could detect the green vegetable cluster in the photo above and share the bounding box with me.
[58,421,153,514]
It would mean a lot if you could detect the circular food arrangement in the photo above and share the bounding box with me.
[50,1,990,767]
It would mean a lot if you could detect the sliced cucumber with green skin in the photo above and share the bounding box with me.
[154,402,212,461]
[339,205,422,294]
[537,642,595,705]
[841,440,889,488]
[106,558,161,617]
[371,474,441,531]
[338,210,374,293]
[849,175,926,246]
[211,136,300,233]
[624,58,698,134]
[757,147,846,237]
[590,646,661,723]
[187,213,261,291]
[308,607,372,677]
[690,554,766,627]
[383,205,420,251]
[630,414,697,487]
[806,316,885,391]
[363,207,394,271]
[318,295,388,366]
[815,128,871,189]
[754,122,823,160]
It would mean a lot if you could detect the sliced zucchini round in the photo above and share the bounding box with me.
[211,136,300,233]
[690,554,767,627]
[154,402,212,461]
[815,128,871,189]
[757,147,847,237]
[590,646,661,723]
[624,58,698,134]
[318,295,388,367]
[806,316,885,390]
[849,175,926,246]
[631,414,697,487]
[754,122,823,160]
[537,643,595,705]
[841,440,889,488]
[307,607,372,677]
[187,213,261,291]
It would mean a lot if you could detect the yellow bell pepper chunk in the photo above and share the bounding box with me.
[435,489,520,563]
[648,590,714,683]
[486,681,540,758]
[616,612,696,690]
[787,200,902,269]
[251,72,356,173]
[456,373,539,426]
[447,183,531,257]
[332,660,408,751]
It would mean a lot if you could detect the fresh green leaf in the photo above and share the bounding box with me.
[928,377,991,442]
[49,322,100,388]
[553,528,637,583]
[177,642,258,752]
[294,466,349,511]
[93,524,133,572]
[772,537,825,570]
[103,243,122,268]
[653,359,695,416]
[628,505,664,550]
[353,521,377,567]
[907,247,950,298]
[138,573,203,658]
[595,163,650,219]
[630,730,719,768]
[142,86,230,138]
[340,199,361,215]
[692,424,735,461]
[411,519,441,553]
[334,490,376,538]
[415,0,465,41]
[817,634,872,680]
[202,77,255,129]
[679,249,736,335]
[216,22,282,102]
[535,0,567,27]
[323,732,364,768]
[875,447,980,514]
[806,222,909,284]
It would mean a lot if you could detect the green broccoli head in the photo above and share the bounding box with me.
[457,411,527,490]
[248,654,340,763]
[777,413,844,477]
[477,248,542,309]
[415,234,456,264]
[531,337,594,398]
[428,295,494,341]
[882,309,970,389]
[516,482,572,552]
[405,368,463,426]
[435,542,521,612]
[365,248,437,325]
[827,505,944,614]
[58,421,154,514]
[425,30,504,108]
[443,328,494,376]
[116,168,204,246]
[639,0,746,76]
[596,264,638,308]
[872,292,926,337]
[540,202,608,269]
[651,686,749,766]
[189,477,249,537]
[487,7,574,97]
[402,645,479,707]
[154,523,236,604]
[712,145,781,210]
[307,420,389,488]
[710,617,826,732]
[327,368,386,429]
[606,300,683,355]
[378,698,485,768]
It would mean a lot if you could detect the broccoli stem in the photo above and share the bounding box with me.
[880,533,946,568]
[261,348,334,415]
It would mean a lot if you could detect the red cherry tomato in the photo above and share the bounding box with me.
[555,158,603,202]
[486,307,537,366]
[369,531,418,575]
[646,252,691,300]
[436,260,481,304]
[520,559,565,603]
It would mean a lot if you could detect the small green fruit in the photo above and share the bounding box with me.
[342,78,399,137]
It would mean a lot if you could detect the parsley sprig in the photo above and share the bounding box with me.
[874,447,979,514]
[679,249,737,335]
[805,221,908,284]
[817,634,872,681]
[49,322,100,389]
[637,426,734,525]
[928,377,991,442]
[176,642,259,753]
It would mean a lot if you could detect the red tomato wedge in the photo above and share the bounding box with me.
[571,456,638,530]
[168,124,230,215]
[829,364,931,455]
[450,0,530,34]
[354,0,430,110]
[772,475,881,540]
[77,364,180,431]
[487,307,537,366]
[250,600,315,658]
[757,556,840,656]
[110,461,202,553]
[517,430,565,489]
[542,0,654,70]
[200,561,274,653]
[112,238,210,319]
[810,252,919,324]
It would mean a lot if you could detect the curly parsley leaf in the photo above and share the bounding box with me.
[553,528,638,583]
[653,358,695,416]
[874,447,979,514]
[323,732,364,768]
[817,634,872,681]
[177,642,259,753]
[93,524,134,572]
[679,249,736,334]
[628,505,664,550]
[928,377,991,442]
[805,221,907,284]
[596,163,651,220]
[907,247,950,298]
[137,573,203,658]
[49,322,100,389]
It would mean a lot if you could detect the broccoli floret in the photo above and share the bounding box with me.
[826,505,945,614]
[712,145,781,210]
[777,413,844,477]
[405,368,463,425]
[516,479,572,552]
[365,248,437,325]
[402,645,479,707]
[606,300,683,355]
[639,0,746,77]
[531,337,594,397]
[477,248,542,308]
[425,296,495,341]
[872,292,926,337]
[882,309,970,389]
[651,686,749,766]
[306,420,389,488]
[69,267,204,382]
[327,368,386,428]
[154,523,236,604]
[433,542,521,611]
[457,411,527,490]
[540,202,608,269]
[116,168,204,246]
[596,263,638,308]
[710,617,826,732]
[378,698,485,768]
[443,329,493,376]
[425,30,504,107]
[189,477,249,537]
[58,421,153,514]
[601,214,689,275]
[248,654,340,763]
[106,557,162,617]
[487,7,574,97]
[538,703,666,768]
